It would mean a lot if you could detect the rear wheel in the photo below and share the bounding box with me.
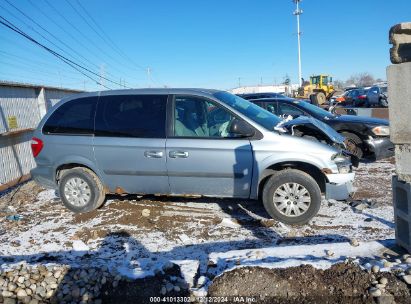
[59,167,106,213]
[379,97,388,107]
[342,132,364,159]
[262,169,322,225]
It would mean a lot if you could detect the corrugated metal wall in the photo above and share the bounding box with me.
[0,86,41,133]
[0,131,34,186]
[46,89,73,108]
[0,84,81,190]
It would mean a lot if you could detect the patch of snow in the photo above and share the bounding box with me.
[37,189,57,201]
[171,260,199,288]
[208,239,396,276]
[72,240,90,252]
[219,218,241,228]
[178,234,192,245]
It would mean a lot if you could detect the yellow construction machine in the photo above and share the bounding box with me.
[297,74,337,105]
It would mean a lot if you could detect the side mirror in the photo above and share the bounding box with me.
[229,119,255,137]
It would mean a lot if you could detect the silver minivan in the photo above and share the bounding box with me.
[30,89,355,225]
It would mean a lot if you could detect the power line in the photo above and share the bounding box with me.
[32,0,141,81]
[0,49,88,77]
[0,2,92,71]
[75,0,146,71]
[69,0,163,87]
[42,0,125,69]
[0,58,89,82]
[0,15,113,89]
[0,2,121,87]
[2,0,103,73]
[26,0,102,65]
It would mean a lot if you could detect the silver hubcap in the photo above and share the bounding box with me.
[273,182,311,217]
[64,177,91,207]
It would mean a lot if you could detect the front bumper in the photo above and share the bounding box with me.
[364,136,394,160]
[30,166,57,189]
[325,172,355,201]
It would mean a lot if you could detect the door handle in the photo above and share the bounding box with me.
[169,151,189,158]
[144,151,164,158]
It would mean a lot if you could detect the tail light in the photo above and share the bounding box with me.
[358,95,367,99]
[31,137,44,157]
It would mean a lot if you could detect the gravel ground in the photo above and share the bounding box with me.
[0,157,408,303]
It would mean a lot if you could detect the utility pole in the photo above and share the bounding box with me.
[293,0,303,87]
[238,77,241,88]
[58,71,62,88]
[99,64,106,89]
[147,67,151,88]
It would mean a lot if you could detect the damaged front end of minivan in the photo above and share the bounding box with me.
[275,116,358,200]
[279,116,360,167]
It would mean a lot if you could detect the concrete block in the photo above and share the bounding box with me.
[389,22,411,64]
[395,145,411,182]
[387,62,411,144]
[393,175,411,253]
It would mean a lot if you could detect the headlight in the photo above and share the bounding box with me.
[331,153,347,162]
[371,125,389,136]
[331,153,352,173]
[337,164,351,174]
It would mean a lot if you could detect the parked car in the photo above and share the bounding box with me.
[248,97,393,160]
[366,85,388,107]
[30,89,355,225]
[340,88,369,107]
[237,92,287,100]
[336,87,388,108]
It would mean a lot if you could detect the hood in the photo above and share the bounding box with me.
[282,116,345,145]
[329,114,389,126]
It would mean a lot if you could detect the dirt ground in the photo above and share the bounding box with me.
[0,157,405,303]
[208,263,410,304]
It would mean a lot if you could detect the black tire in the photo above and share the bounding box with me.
[379,98,388,107]
[309,94,318,106]
[341,132,364,159]
[262,169,322,225]
[58,167,106,213]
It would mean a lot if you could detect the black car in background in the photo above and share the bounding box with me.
[247,97,394,160]
[341,88,369,107]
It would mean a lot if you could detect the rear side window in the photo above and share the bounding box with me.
[95,94,167,138]
[43,97,96,135]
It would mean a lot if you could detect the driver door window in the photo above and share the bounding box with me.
[278,103,305,117]
[266,102,279,115]
[174,96,237,138]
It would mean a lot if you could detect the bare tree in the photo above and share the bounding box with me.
[332,79,345,89]
[345,73,375,87]
[357,72,375,87]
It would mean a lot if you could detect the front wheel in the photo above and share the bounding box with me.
[342,132,364,159]
[315,92,327,105]
[262,169,322,225]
